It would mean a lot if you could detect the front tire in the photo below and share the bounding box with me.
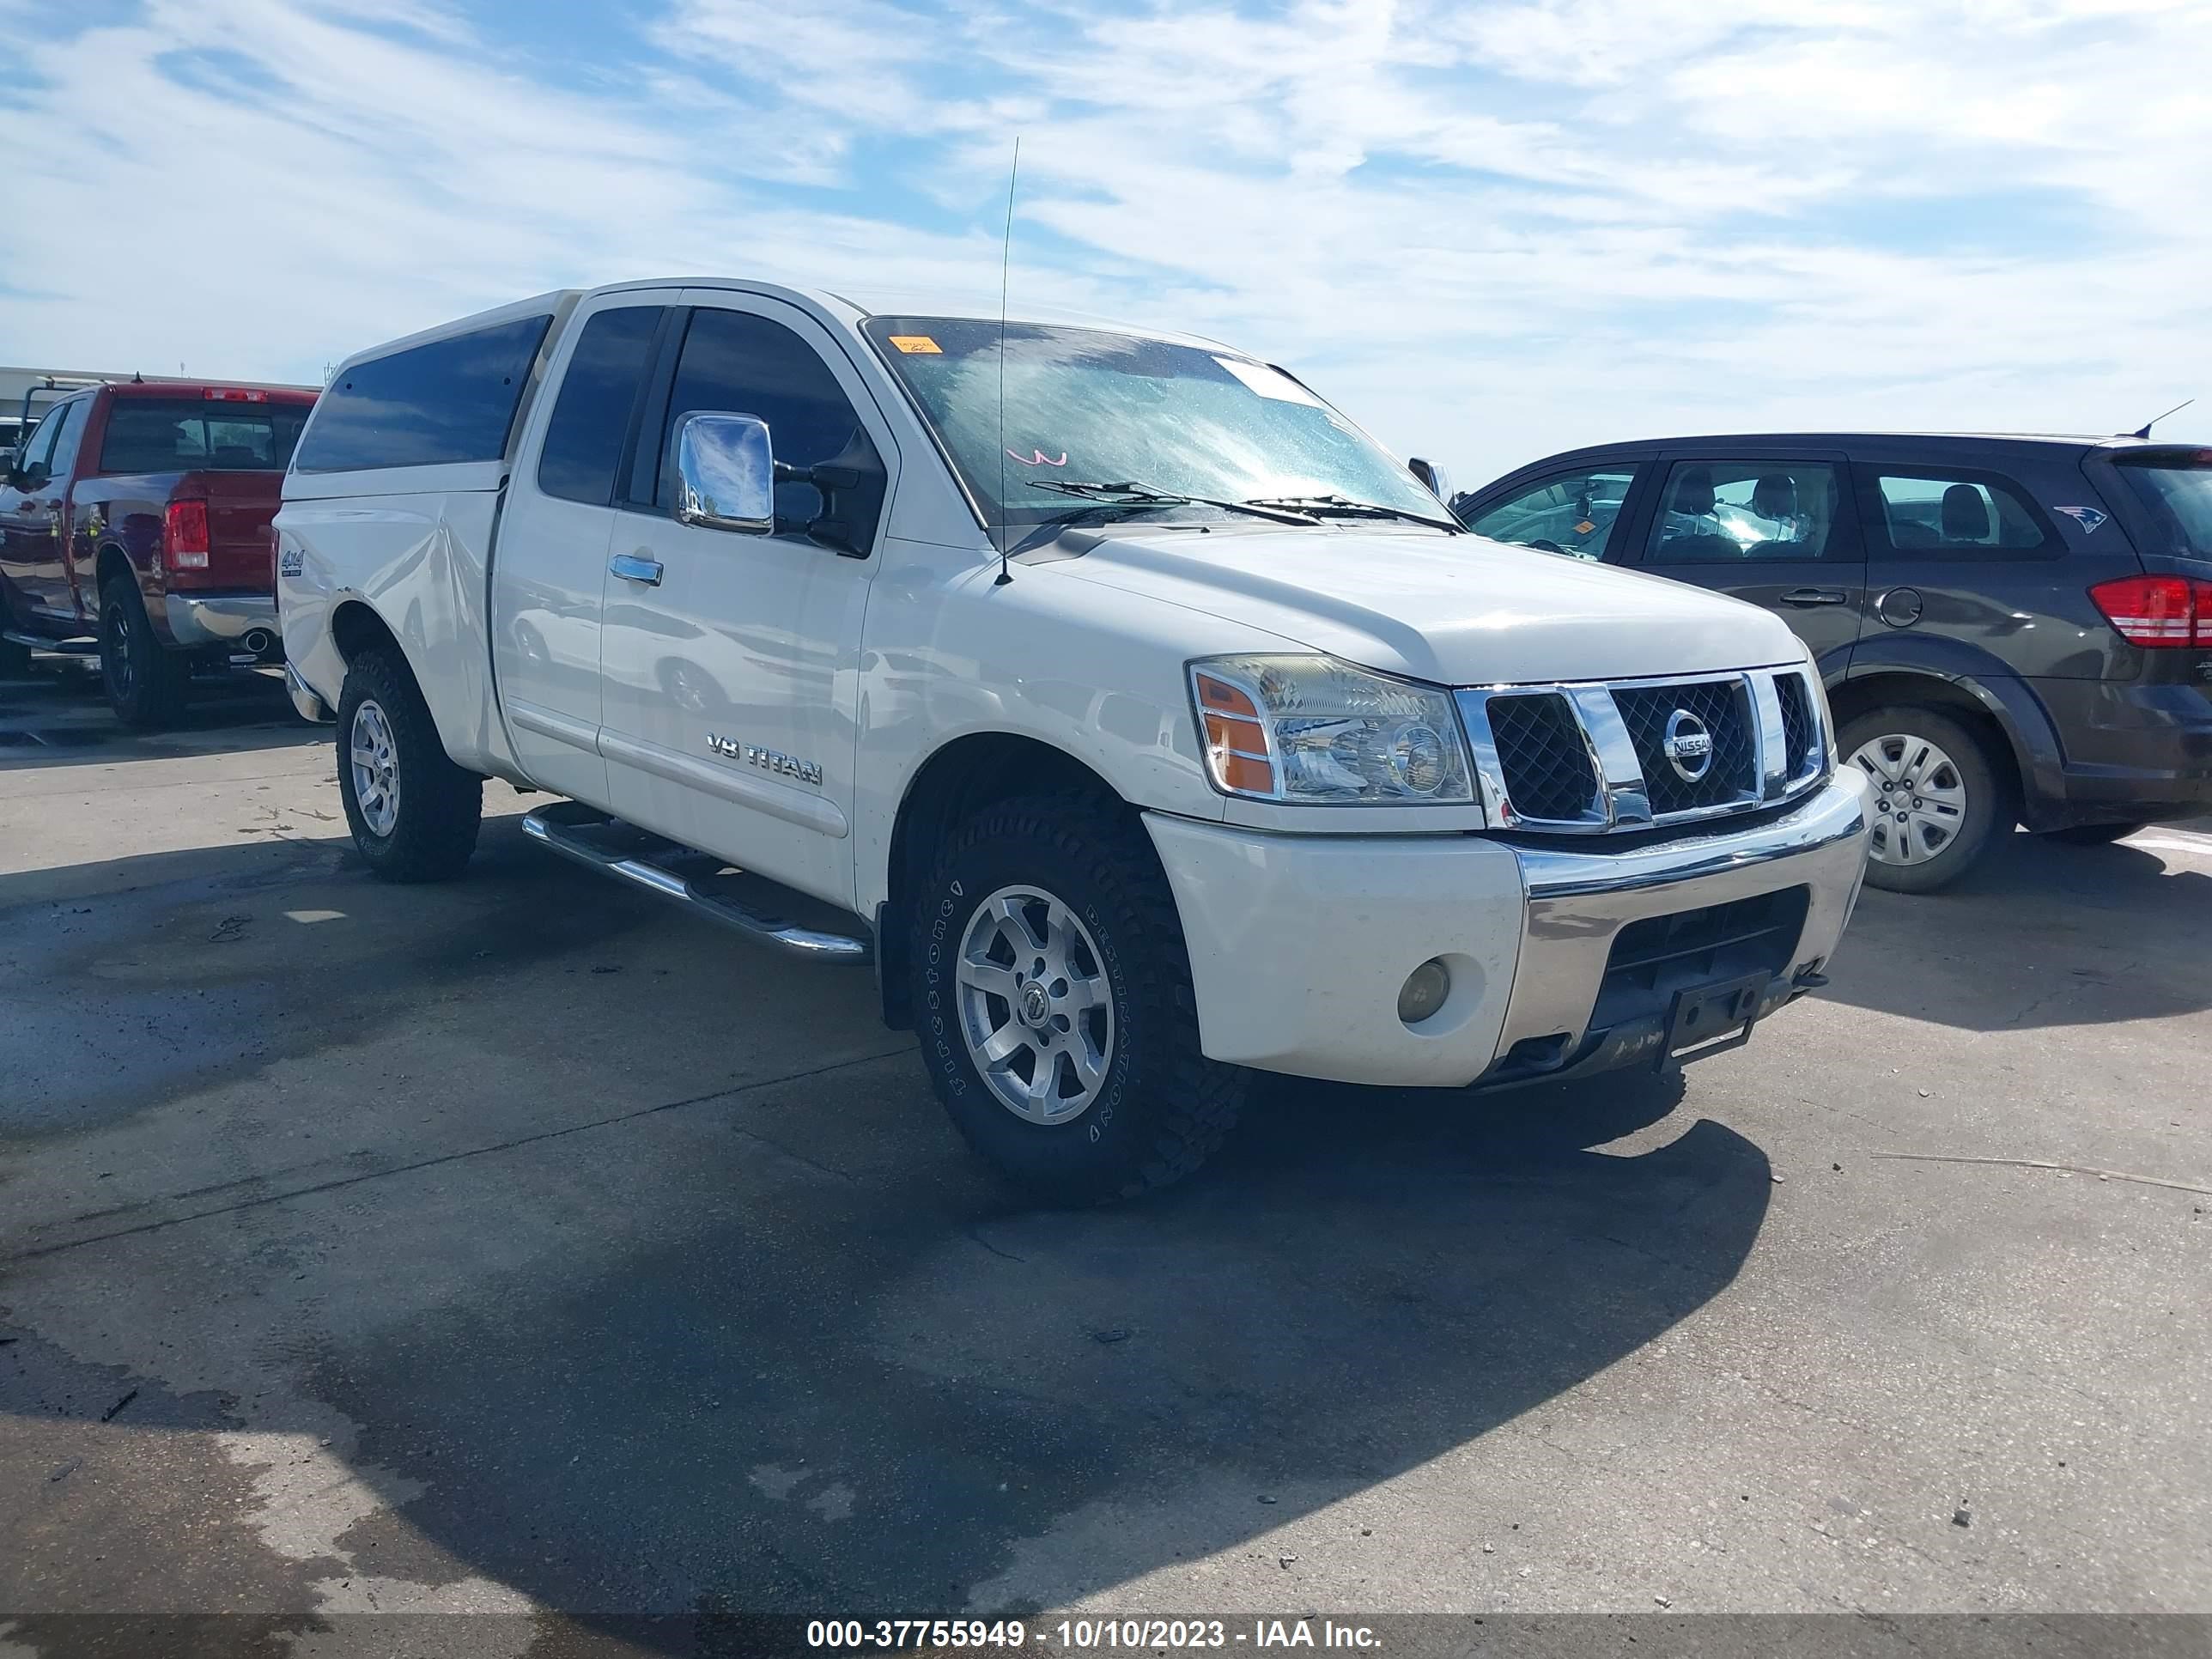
[100,575,190,728]
[336,644,483,882]
[1841,705,2012,893]
[909,795,1246,1204]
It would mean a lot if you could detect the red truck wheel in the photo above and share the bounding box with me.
[99,576,190,729]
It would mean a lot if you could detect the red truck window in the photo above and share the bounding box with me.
[99,400,311,474]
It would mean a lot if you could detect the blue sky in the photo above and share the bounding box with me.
[2,0,2207,482]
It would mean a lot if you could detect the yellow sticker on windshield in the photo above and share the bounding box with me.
[1576,520,1596,535]
[888,335,942,354]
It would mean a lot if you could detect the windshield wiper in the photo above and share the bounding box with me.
[1033,479,1321,526]
[1242,494,1462,533]
[1008,497,1193,555]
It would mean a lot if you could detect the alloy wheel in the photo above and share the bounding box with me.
[955,884,1115,1125]
[349,698,401,837]
[104,600,134,700]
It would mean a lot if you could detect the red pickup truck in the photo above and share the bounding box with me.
[0,379,318,726]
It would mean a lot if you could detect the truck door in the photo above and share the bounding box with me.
[0,395,88,626]
[489,294,674,803]
[597,292,896,906]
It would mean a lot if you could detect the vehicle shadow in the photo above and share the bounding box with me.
[303,1066,1758,1639]
[0,661,314,769]
[0,824,1767,1646]
[1820,826,2212,1034]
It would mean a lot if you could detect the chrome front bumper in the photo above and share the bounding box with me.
[1486,769,1873,1084]
[1146,769,1872,1091]
[164,592,281,653]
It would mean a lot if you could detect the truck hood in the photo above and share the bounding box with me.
[1048,523,1808,684]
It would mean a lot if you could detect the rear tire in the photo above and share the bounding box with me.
[0,584,30,676]
[336,643,483,882]
[100,575,190,729]
[909,794,1246,1204]
[2042,820,2147,846]
[1840,705,2012,894]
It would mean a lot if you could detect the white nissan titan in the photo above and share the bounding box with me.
[276,280,1873,1200]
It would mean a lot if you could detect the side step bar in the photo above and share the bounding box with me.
[3,630,100,657]
[520,800,872,963]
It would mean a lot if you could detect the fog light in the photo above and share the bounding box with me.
[1398,957,1452,1024]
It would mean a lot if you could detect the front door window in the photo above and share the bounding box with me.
[1463,467,1641,559]
[1648,460,1844,562]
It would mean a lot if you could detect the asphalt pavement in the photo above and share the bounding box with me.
[1,659,2207,1656]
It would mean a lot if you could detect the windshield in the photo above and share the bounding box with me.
[2112,450,2212,556]
[862,316,1443,528]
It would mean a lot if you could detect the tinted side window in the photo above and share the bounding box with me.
[1648,459,1844,562]
[648,307,882,545]
[1464,466,1640,559]
[16,400,76,481]
[295,314,551,473]
[1864,469,2056,556]
[33,400,90,484]
[536,307,663,506]
[40,399,88,482]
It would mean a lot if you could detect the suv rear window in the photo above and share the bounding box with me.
[99,400,310,473]
[294,314,552,474]
[1864,469,2054,555]
[2111,451,2212,556]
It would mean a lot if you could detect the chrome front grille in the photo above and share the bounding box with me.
[1457,666,1828,836]
[1482,693,1601,822]
[1611,678,1757,815]
[1775,673,1816,778]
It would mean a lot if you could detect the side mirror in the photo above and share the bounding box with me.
[672,411,775,535]
[1407,457,1451,501]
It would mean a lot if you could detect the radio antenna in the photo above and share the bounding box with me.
[994,136,1021,586]
[2130,398,2193,440]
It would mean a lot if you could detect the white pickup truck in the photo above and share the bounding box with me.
[276,279,1873,1200]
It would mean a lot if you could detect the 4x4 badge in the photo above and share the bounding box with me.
[2053,506,2107,533]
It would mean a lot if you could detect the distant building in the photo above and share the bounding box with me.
[3,368,137,452]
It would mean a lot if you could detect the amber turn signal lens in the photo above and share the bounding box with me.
[1194,672,1277,796]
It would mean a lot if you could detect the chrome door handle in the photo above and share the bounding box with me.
[609,553,663,586]
[1780,587,1848,606]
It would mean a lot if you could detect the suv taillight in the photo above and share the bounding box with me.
[163,499,210,571]
[2088,574,2212,647]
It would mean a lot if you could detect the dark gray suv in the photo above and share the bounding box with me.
[1452,434,2212,891]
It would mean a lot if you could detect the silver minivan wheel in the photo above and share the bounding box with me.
[349,698,401,838]
[955,884,1115,1126]
[1850,731,1967,867]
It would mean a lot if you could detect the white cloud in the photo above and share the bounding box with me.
[1,0,2206,480]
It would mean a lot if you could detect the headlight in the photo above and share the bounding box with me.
[1188,654,1474,805]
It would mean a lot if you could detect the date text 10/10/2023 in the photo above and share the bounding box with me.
[805,1619,1382,1650]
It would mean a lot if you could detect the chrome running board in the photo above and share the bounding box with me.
[520,799,872,963]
